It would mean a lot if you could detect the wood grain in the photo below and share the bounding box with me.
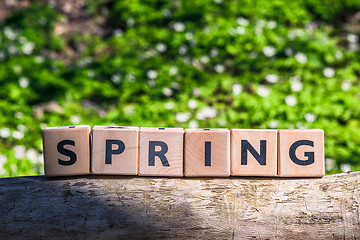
[231,129,277,176]
[91,126,139,175]
[42,125,90,177]
[0,172,359,239]
[278,129,325,177]
[139,127,184,176]
[184,129,230,177]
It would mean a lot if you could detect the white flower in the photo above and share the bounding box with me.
[340,163,351,173]
[70,115,80,124]
[185,32,193,40]
[148,79,156,87]
[0,154,7,175]
[113,29,123,37]
[214,64,225,73]
[263,46,276,57]
[325,158,336,171]
[304,113,316,123]
[169,66,178,76]
[162,87,173,97]
[349,43,358,52]
[295,52,307,64]
[232,83,243,95]
[13,65,21,74]
[87,70,95,78]
[34,56,44,64]
[257,85,270,97]
[147,70,158,79]
[347,34,358,43]
[269,120,278,128]
[200,55,210,64]
[156,43,167,53]
[176,112,191,122]
[8,45,18,55]
[124,105,135,115]
[15,112,23,118]
[335,51,343,59]
[127,18,134,27]
[210,48,218,57]
[0,154,7,165]
[17,124,27,132]
[111,74,121,84]
[265,74,278,83]
[4,27,17,40]
[249,51,258,59]
[342,81,351,91]
[13,130,24,139]
[323,67,335,78]
[236,17,249,26]
[284,48,293,56]
[40,123,47,130]
[126,73,136,82]
[290,76,303,92]
[267,20,277,29]
[14,145,26,159]
[184,100,197,110]
[171,82,180,90]
[214,0,223,4]
[22,42,35,55]
[0,128,10,138]
[179,45,188,55]
[236,26,245,35]
[163,9,172,17]
[174,22,185,32]
[288,29,304,40]
[189,120,198,128]
[26,148,40,163]
[196,107,217,120]
[285,95,297,106]
[192,87,200,97]
[10,164,17,173]
[165,102,174,110]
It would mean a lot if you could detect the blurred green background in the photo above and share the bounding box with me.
[0,0,360,177]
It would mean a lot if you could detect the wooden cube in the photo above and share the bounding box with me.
[231,129,277,176]
[42,125,90,177]
[139,127,184,177]
[184,129,230,177]
[92,126,139,175]
[278,129,324,177]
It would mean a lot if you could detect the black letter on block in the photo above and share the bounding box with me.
[148,141,169,166]
[57,140,77,166]
[205,141,211,166]
[106,140,125,164]
[241,140,266,165]
[289,140,314,166]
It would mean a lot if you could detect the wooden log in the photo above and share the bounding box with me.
[0,172,359,239]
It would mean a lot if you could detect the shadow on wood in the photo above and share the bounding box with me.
[0,172,359,239]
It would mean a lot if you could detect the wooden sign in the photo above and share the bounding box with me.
[42,126,325,177]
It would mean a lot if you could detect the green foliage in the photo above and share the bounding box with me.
[0,0,360,176]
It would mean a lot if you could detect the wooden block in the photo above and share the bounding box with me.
[139,127,184,176]
[231,129,277,176]
[42,125,90,177]
[184,129,230,177]
[91,126,139,175]
[278,129,324,177]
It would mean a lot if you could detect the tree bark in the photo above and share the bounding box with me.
[0,172,359,239]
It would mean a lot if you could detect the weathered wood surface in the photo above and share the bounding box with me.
[0,172,359,239]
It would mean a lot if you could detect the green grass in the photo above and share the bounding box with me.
[1,0,360,176]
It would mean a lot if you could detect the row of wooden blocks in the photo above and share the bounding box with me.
[42,125,325,177]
